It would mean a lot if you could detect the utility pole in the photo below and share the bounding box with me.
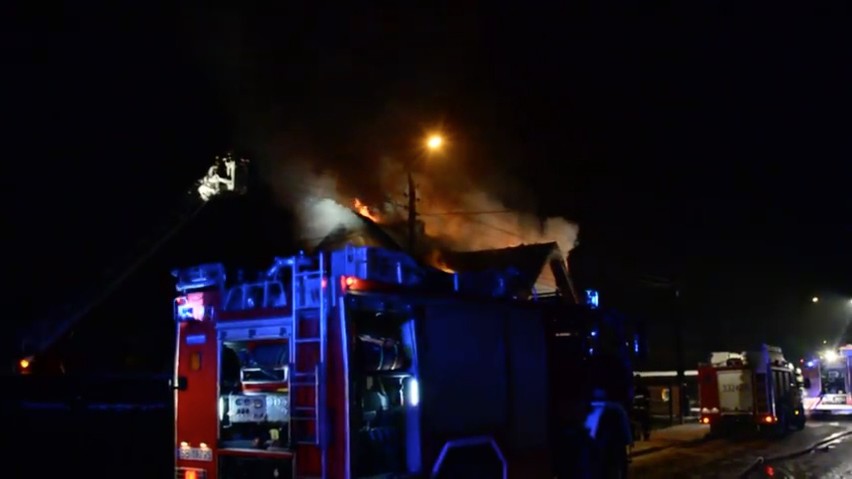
[405,132,443,255]
[639,274,686,423]
[673,288,687,424]
[407,171,417,254]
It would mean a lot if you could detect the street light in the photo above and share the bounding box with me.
[812,296,819,303]
[426,134,443,151]
[408,133,446,253]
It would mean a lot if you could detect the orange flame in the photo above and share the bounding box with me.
[427,249,455,273]
[353,198,381,223]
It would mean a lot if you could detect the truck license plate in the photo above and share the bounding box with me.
[824,394,847,405]
[178,447,213,462]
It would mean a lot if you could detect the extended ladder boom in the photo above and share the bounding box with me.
[18,154,249,368]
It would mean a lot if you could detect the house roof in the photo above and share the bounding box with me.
[441,242,566,293]
[312,211,403,252]
[310,211,569,295]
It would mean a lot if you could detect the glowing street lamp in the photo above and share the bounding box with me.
[426,134,443,151]
[408,133,446,254]
[812,296,819,303]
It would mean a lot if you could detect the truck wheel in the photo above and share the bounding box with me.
[771,411,789,438]
[709,421,727,438]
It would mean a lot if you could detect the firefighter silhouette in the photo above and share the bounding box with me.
[632,374,652,441]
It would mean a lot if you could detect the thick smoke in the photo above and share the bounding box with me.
[374,156,579,254]
[263,149,578,255]
[260,156,365,243]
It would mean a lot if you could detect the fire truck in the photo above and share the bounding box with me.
[172,244,637,479]
[801,345,852,416]
[698,345,806,436]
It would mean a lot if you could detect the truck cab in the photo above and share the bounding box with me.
[801,345,852,416]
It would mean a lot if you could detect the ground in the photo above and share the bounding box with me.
[631,418,852,478]
[752,432,852,478]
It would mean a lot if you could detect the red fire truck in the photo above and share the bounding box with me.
[801,345,852,416]
[698,345,806,436]
[172,244,637,479]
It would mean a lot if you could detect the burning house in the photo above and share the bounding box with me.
[307,200,578,300]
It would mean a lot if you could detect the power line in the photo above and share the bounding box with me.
[419,210,514,217]
[462,216,527,241]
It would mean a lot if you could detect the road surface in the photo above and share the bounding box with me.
[749,430,852,478]
[631,420,852,478]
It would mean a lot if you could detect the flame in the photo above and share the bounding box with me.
[353,198,381,222]
[428,249,455,273]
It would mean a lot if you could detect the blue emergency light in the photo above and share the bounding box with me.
[586,289,600,309]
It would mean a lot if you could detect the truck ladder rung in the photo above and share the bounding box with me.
[295,338,321,343]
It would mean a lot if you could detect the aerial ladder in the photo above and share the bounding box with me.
[16,153,249,374]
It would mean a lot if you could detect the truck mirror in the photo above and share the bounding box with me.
[173,376,188,391]
[803,378,811,390]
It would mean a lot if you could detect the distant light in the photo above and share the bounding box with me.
[812,296,819,303]
[426,134,443,150]
[19,358,30,370]
[823,350,839,363]
[806,360,815,368]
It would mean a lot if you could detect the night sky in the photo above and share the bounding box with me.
[6,4,852,368]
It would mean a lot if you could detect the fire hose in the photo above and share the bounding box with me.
[738,429,852,477]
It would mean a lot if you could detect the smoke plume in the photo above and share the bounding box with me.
[373,156,579,254]
[261,144,579,255]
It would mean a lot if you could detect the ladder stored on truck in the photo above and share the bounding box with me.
[287,252,327,479]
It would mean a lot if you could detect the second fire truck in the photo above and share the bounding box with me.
[172,244,638,479]
[698,345,806,436]
[801,345,852,416]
